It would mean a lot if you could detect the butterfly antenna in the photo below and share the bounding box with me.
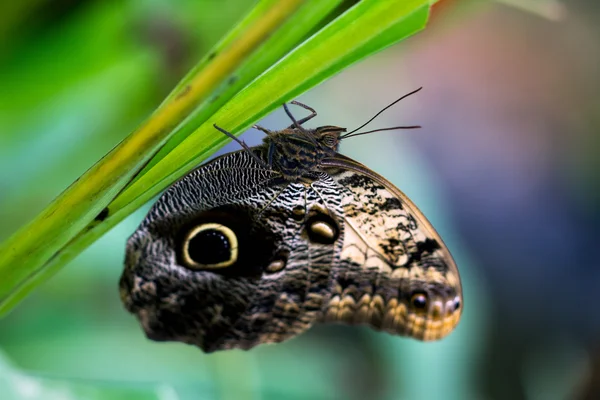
[340,87,423,139]
[341,125,421,139]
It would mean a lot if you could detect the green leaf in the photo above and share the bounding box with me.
[0,0,433,314]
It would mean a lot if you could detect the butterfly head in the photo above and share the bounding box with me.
[313,125,346,153]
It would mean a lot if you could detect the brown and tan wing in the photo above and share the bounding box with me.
[320,154,463,341]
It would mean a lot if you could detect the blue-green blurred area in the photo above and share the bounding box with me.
[1,0,599,399]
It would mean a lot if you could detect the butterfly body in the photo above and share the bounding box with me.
[257,124,345,181]
[120,98,462,352]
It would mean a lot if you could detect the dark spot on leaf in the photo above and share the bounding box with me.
[95,207,109,222]
[175,84,191,100]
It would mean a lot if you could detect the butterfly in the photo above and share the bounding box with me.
[119,88,463,353]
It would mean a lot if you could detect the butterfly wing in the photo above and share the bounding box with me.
[120,150,344,352]
[318,154,463,341]
[120,148,462,352]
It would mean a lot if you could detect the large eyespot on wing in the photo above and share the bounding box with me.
[321,154,463,341]
[174,207,276,277]
[120,204,281,352]
[181,223,238,269]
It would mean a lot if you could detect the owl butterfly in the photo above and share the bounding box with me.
[119,88,463,353]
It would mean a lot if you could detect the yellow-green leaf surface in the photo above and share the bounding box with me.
[0,0,433,314]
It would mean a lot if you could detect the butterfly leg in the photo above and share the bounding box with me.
[290,101,317,125]
[253,124,271,135]
[267,142,275,167]
[213,124,271,169]
[253,125,278,167]
[283,102,317,144]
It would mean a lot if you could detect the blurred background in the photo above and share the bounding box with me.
[1,0,599,399]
